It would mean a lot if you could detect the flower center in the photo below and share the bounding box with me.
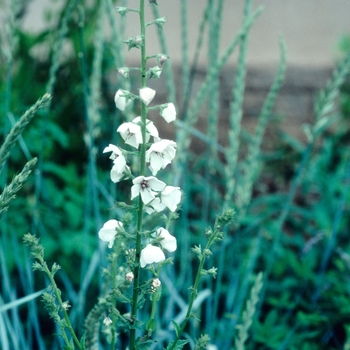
[126,131,134,141]
[140,180,148,190]
[154,151,163,158]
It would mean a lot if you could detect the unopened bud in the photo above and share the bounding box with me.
[103,316,113,327]
[154,17,166,29]
[124,35,143,51]
[157,54,169,66]
[204,249,212,257]
[152,278,161,289]
[139,87,156,105]
[118,67,129,79]
[126,271,134,282]
[61,301,70,311]
[148,66,162,79]
[116,7,128,16]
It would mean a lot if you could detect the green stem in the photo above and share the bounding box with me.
[42,261,84,350]
[169,235,216,350]
[147,291,158,338]
[110,251,118,350]
[130,1,146,349]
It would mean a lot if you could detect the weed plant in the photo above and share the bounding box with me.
[0,0,350,349]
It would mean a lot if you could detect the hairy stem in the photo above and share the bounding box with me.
[130,1,146,349]
[169,234,216,350]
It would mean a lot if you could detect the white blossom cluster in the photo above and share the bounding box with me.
[98,85,181,269]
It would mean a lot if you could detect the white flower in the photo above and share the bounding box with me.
[110,164,130,183]
[156,227,177,252]
[117,121,143,148]
[160,103,176,123]
[146,139,176,175]
[98,219,123,248]
[139,87,156,105]
[140,244,165,268]
[103,144,126,173]
[117,117,159,149]
[131,176,166,204]
[114,89,132,111]
[126,272,134,282]
[160,186,181,212]
[145,197,166,214]
[132,116,159,141]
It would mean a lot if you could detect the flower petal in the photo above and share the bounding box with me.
[98,220,123,248]
[140,244,165,268]
[156,227,177,252]
[117,122,143,149]
[145,198,166,214]
[131,183,141,200]
[161,186,182,212]
[140,188,157,204]
[146,176,166,191]
[110,164,124,183]
[103,144,122,160]
[112,155,127,173]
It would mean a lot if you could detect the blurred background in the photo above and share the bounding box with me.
[17,0,350,138]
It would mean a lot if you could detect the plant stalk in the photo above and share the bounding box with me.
[130,1,146,349]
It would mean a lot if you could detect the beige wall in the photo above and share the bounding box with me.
[20,0,350,68]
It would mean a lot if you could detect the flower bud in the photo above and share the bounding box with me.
[124,35,143,50]
[206,267,218,278]
[160,103,176,123]
[157,54,169,66]
[204,249,212,257]
[116,7,128,16]
[152,278,161,289]
[154,17,166,29]
[126,271,134,282]
[148,66,162,79]
[114,89,132,111]
[139,87,156,105]
[61,301,70,311]
[118,67,129,79]
[103,317,113,326]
